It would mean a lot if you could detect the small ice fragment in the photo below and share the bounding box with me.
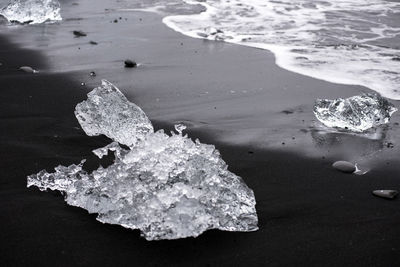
[92,142,121,159]
[354,163,369,175]
[198,27,228,41]
[0,0,62,24]
[75,79,154,147]
[313,93,397,132]
[174,123,186,134]
[28,80,258,240]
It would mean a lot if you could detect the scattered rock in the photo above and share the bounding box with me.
[386,142,394,148]
[89,41,98,45]
[19,66,37,73]
[372,190,398,199]
[90,71,96,77]
[332,161,356,173]
[281,109,294,115]
[392,57,400,62]
[113,19,118,23]
[124,59,137,68]
[73,30,87,37]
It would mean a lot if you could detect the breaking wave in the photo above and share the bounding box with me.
[162,0,400,100]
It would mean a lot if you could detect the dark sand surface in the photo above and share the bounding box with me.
[1,2,400,265]
[1,34,400,267]
[5,5,400,167]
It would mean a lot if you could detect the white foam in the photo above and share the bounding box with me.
[162,0,400,100]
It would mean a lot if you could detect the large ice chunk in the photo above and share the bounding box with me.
[313,93,397,132]
[75,80,154,148]
[0,0,62,24]
[27,80,258,240]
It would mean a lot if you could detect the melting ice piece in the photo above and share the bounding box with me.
[28,80,258,240]
[197,27,230,41]
[313,93,397,132]
[75,80,154,147]
[0,0,62,24]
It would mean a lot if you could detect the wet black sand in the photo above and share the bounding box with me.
[1,33,400,267]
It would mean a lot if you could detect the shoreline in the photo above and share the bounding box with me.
[1,4,400,266]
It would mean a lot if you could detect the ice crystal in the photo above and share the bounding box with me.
[0,0,62,24]
[27,80,258,240]
[75,80,154,148]
[313,93,397,132]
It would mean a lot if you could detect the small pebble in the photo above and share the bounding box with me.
[281,110,294,115]
[372,190,398,199]
[124,59,137,68]
[73,30,87,37]
[90,71,96,77]
[19,66,37,73]
[332,161,356,174]
[89,41,98,45]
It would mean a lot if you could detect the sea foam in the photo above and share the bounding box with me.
[162,0,400,100]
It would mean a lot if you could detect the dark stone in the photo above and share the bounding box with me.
[372,190,398,199]
[386,142,394,148]
[73,30,87,37]
[281,109,294,115]
[89,41,98,45]
[124,60,137,68]
[332,161,356,174]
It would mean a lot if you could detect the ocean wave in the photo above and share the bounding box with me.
[162,0,400,100]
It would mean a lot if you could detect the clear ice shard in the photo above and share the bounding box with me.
[313,93,397,132]
[27,80,258,240]
[0,0,61,24]
[75,80,154,148]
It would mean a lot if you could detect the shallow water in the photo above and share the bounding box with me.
[0,0,399,169]
[2,0,399,101]
[156,0,400,100]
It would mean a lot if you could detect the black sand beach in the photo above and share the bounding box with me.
[1,3,400,266]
